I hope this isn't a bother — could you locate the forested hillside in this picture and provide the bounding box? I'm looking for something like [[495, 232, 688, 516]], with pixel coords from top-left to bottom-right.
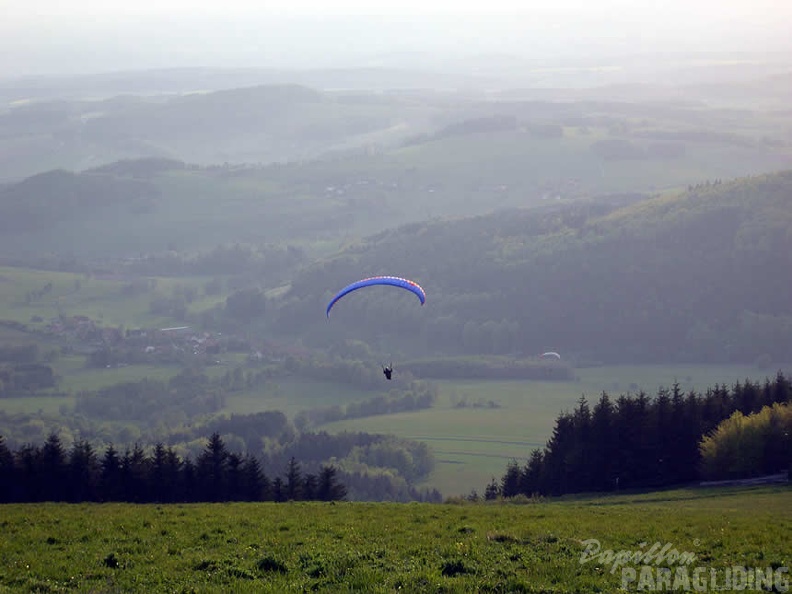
[[0, 168, 161, 233], [0, 83, 438, 180], [489, 372, 792, 498], [272, 171, 792, 364]]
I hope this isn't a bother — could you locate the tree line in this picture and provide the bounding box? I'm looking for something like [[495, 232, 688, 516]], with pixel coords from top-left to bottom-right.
[[487, 372, 791, 499], [0, 432, 346, 503], [0, 343, 58, 397], [294, 382, 437, 428], [0, 419, 439, 502]]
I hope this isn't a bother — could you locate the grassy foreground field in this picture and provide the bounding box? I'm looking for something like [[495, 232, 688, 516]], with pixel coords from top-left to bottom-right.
[[0, 486, 789, 593]]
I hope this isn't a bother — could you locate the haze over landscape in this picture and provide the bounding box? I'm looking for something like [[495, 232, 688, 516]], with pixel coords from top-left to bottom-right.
[[4, 0, 792, 76], [1, 1, 791, 590]]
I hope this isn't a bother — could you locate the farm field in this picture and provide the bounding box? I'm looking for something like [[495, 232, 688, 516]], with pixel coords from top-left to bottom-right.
[[221, 378, 375, 418], [0, 485, 789, 593], [321, 364, 790, 496], [2, 361, 786, 495], [0, 265, 226, 328], [0, 329, 787, 497]]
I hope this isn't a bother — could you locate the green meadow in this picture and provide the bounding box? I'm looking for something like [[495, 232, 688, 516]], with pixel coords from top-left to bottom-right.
[[1, 354, 784, 496], [0, 265, 224, 329], [1, 259, 789, 496], [0, 486, 789, 593], [221, 378, 374, 419], [320, 364, 788, 496]]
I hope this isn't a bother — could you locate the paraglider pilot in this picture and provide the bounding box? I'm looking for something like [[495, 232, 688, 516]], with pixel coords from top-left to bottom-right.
[[382, 363, 393, 381]]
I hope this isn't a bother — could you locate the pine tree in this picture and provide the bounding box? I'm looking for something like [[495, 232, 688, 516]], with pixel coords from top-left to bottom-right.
[[271, 476, 286, 502], [317, 465, 346, 501], [484, 477, 500, 500], [180, 458, 198, 502], [162, 447, 183, 502], [150, 443, 181, 502], [653, 387, 673, 486], [669, 385, 699, 484], [121, 444, 150, 502], [590, 392, 616, 491], [226, 452, 243, 501], [632, 390, 654, 486], [569, 396, 592, 492], [150, 443, 167, 502], [240, 454, 266, 501], [15, 444, 39, 502], [500, 460, 521, 498], [100, 444, 124, 501], [773, 371, 790, 405], [0, 435, 15, 503], [196, 432, 229, 502], [40, 433, 67, 501], [762, 378, 776, 408], [303, 473, 318, 501], [67, 440, 99, 502], [285, 457, 303, 501], [519, 449, 544, 496], [542, 413, 575, 495]]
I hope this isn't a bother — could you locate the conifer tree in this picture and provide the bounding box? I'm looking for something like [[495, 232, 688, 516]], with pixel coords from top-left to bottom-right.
[[181, 458, 198, 502], [15, 444, 39, 501], [569, 396, 592, 492], [40, 433, 67, 501], [68, 440, 99, 502], [226, 452, 243, 501], [100, 444, 124, 501], [303, 473, 318, 501], [0, 435, 15, 503], [519, 449, 544, 495], [317, 465, 347, 501], [589, 392, 616, 491], [285, 457, 303, 501], [240, 454, 267, 501], [271, 476, 286, 502], [484, 477, 500, 500], [197, 432, 229, 502], [542, 413, 574, 495], [121, 444, 149, 502], [500, 460, 521, 498]]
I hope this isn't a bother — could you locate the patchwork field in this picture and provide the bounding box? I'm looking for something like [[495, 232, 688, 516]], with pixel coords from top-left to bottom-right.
[[321, 364, 789, 496], [0, 265, 225, 328], [0, 485, 789, 592], [2, 359, 786, 496]]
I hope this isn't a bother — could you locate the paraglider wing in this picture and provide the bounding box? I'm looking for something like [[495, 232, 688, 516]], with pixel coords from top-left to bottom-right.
[[540, 351, 561, 360], [326, 276, 426, 317]]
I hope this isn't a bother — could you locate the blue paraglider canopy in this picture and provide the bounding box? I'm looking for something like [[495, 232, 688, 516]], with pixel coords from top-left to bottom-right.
[[326, 276, 426, 317]]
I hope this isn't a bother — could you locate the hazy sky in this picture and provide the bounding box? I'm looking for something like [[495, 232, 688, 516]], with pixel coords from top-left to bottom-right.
[[2, 0, 791, 77]]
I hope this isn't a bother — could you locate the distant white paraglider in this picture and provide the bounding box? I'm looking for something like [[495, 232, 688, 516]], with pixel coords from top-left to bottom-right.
[[540, 352, 561, 360]]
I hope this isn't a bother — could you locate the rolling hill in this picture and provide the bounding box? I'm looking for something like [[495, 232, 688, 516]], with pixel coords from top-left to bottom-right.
[[270, 170, 792, 365]]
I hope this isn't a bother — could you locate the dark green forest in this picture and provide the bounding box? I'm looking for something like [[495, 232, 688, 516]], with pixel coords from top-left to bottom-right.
[[0, 413, 441, 502], [488, 372, 792, 499], [0, 432, 349, 504]]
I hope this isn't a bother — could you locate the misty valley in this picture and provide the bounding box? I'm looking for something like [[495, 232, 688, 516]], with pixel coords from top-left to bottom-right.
[[1, 56, 791, 499], [0, 50, 791, 591]]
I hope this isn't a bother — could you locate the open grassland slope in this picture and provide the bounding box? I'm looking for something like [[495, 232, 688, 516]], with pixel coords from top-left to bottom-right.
[[0, 485, 789, 592]]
